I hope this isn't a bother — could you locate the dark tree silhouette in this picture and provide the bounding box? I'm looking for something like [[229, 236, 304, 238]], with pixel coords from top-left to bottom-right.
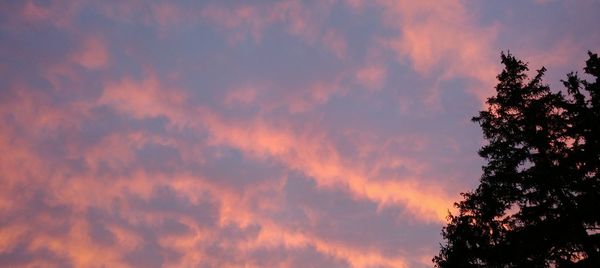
[[434, 52, 600, 267]]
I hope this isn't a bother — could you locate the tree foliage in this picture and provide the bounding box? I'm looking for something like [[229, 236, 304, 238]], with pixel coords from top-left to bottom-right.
[[434, 51, 600, 267]]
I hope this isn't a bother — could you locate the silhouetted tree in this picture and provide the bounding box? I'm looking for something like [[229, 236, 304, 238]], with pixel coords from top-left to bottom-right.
[[434, 51, 600, 267]]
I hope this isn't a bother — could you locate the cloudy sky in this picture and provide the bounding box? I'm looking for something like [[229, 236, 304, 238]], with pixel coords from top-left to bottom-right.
[[1, 0, 599, 267]]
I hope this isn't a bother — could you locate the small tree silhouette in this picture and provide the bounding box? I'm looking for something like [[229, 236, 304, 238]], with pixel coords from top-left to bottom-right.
[[434, 52, 600, 267]]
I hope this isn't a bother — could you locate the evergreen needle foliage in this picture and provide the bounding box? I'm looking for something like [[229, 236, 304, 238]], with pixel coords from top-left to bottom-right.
[[434, 52, 600, 267]]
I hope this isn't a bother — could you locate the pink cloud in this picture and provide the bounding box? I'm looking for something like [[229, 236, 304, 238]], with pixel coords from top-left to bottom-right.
[[71, 35, 109, 70], [201, 4, 271, 43], [151, 3, 185, 30], [21, 1, 51, 21], [525, 38, 585, 70], [200, 111, 455, 223], [95, 71, 455, 224], [355, 64, 387, 91], [0, 100, 413, 265], [321, 29, 348, 59], [293, 80, 345, 112], [99, 76, 188, 124], [374, 0, 500, 101], [200, 1, 343, 57], [4, 1, 599, 267], [18, 0, 82, 29], [224, 86, 259, 106]]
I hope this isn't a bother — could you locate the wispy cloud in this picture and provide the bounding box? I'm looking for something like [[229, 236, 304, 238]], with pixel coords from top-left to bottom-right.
[[1, 0, 599, 267]]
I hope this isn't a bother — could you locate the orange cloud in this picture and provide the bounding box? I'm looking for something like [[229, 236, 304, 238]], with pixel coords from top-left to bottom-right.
[[52, 70, 454, 224], [374, 0, 500, 101], [200, 111, 455, 223], [14, 0, 599, 266]]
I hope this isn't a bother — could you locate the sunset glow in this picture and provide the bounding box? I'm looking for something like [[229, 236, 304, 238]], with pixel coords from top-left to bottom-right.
[[1, 1, 599, 267]]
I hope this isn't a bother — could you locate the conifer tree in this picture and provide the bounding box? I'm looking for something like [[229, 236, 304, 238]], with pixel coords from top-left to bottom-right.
[[434, 52, 600, 267]]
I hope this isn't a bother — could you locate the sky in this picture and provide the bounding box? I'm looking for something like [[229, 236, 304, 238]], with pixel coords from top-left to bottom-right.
[[1, 0, 599, 267]]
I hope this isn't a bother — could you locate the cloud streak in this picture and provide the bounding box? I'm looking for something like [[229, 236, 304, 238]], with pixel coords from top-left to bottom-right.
[[1, 0, 599, 267]]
